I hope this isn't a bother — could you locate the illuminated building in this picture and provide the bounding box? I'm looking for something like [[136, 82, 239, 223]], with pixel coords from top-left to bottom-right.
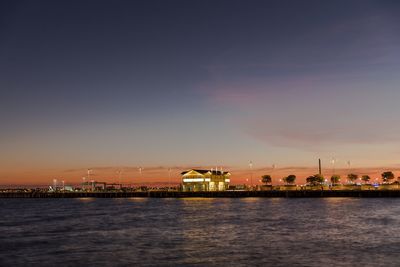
[[181, 169, 231, 191]]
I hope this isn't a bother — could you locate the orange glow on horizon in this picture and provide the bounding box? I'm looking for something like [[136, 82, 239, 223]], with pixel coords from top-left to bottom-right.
[[1, 165, 400, 187]]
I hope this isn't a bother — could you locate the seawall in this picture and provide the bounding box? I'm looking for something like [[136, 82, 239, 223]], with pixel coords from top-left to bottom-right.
[[2, 190, 400, 198]]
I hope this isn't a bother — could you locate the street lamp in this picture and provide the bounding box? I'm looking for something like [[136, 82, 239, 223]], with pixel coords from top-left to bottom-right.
[[331, 158, 336, 175], [139, 167, 143, 182], [117, 169, 123, 185], [87, 169, 92, 181], [82, 177, 86, 191]]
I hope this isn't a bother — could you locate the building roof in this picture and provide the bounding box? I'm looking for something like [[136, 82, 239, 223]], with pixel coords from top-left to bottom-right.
[[181, 169, 229, 175]]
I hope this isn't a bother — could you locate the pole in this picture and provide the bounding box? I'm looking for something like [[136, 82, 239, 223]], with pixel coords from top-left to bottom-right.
[[117, 170, 122, 186], [82, 177, 86, 191], [138, 167, 143, 189], [168, 168, 171, 190], [249, 161, 253, 189]]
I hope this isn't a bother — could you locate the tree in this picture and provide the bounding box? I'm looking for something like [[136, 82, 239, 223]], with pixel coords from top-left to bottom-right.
[[261, 175, 272, 185], [347, 173, 358, 184], [306, 175, 315, 185], [381, 171, 395, 183], [306, 174, 324, 186], [331, 175, 340, 185], [314, 174, 325, 184], [361, 175, 371, 184], [283, 174, 296, 185]]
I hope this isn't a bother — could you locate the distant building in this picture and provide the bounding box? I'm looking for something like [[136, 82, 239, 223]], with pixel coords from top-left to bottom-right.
[[181, 169, 231, 191]]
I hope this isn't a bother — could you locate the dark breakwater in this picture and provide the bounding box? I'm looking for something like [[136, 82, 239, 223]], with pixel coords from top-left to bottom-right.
[[2, 190, 400, 198]]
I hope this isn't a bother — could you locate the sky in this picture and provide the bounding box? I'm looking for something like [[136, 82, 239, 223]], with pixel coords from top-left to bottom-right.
[[1, 0, 400, 185]]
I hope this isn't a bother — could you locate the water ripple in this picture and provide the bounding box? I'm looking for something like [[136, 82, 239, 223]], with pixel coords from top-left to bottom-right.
[[1, 198, 400, 266]]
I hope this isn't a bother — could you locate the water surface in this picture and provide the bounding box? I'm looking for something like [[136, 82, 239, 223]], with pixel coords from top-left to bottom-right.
[[1, 198, 399, 266]]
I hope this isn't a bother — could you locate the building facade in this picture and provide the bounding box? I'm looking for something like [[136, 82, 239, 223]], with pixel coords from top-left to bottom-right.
[[181, 169, 231, 191]]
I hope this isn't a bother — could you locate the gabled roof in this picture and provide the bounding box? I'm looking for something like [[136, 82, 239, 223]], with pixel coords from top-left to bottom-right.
[[181, 169, 229, 175]]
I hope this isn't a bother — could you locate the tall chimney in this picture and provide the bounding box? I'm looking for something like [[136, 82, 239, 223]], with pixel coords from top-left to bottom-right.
[[318, 159, 322, 175]]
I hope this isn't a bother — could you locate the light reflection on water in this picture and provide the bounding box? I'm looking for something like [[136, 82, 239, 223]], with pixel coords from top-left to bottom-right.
[[76, 197, 95, 202], [1, 198, 400, 266], [127, 197, 148, 202]]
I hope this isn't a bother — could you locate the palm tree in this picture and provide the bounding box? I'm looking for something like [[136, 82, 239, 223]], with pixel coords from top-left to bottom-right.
[[381, 171, 395, 184], [347, 173, 358, 184], [261, 175, 272, 185], [330, 175, 340, 185], [361, 175, 371, 184]]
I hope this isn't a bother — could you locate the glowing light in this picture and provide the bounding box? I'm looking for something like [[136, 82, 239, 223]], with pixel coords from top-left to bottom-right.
[[183, 178, 204, 182]]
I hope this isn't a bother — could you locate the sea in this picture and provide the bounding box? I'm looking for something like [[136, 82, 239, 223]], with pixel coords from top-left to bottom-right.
[[1, 197, 400, 266]]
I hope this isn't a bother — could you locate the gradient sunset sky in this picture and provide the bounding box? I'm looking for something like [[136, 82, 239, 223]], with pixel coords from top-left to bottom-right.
[[1, 0, 400, 185]]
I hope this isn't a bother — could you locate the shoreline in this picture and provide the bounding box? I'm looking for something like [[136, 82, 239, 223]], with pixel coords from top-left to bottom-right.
[[2, 190, 400, 198]]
